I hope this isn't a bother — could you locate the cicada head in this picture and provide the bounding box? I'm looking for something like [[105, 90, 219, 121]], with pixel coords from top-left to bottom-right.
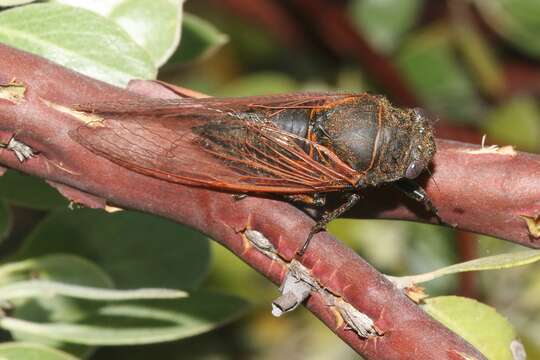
[[402, 107, 437, 180], [370, 104, 437, 185]]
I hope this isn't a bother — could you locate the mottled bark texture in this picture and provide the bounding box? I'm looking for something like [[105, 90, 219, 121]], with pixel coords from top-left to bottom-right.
[[2, 44, 538, 359]]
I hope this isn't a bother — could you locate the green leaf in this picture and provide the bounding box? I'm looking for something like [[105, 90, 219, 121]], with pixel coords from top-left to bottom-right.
[[0, 3, 156, 86], [0, 342, 79, 360], [15, 209, 210, 290], [391, 250, 540, 288], [1, 292, 247, 345], [0, 0, 36, 7], [451, 17, 505, 99], [215, 72, 299, 97], [2, 254, 113, 356], [483, 96, 540, 152], [0, 254, 113, 288], [2, 254, 114, 328], [474, 0, 540, 59], [50, 0, 124, 15], [0, 199, 13, 243], [424, 296, 518, 360], [0, 171, 68, 210], [520, 338, 540, 360], [109, 0, 183, 66], [336, 68, 367, 92], [397, 26, 483, 122], [0, 280, 187, 301], [170, 13, 228, 64], [349, 0, 423, 54], [55, 0, 184, 67]]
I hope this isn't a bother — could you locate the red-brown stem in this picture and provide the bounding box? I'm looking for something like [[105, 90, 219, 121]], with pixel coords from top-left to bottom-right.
[[456, 232, 478, 298], [4, 44, 538, 359], [503, 62, 540, 98]]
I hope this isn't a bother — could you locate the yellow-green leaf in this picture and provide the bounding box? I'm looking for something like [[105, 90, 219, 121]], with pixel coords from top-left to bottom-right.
[[391, 250, 540, 287], [424, 296, 518, 360]]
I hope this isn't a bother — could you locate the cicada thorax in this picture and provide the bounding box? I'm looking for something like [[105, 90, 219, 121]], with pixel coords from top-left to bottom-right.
[[310, 96, 381, 175]]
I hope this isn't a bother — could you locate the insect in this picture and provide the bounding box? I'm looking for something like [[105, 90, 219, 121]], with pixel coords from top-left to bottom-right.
[[70, 93, 438, 255]]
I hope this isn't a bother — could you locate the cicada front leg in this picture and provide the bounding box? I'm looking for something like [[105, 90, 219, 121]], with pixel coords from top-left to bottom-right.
[[393, 178, 444, 224], [298, 192, 361, 257]]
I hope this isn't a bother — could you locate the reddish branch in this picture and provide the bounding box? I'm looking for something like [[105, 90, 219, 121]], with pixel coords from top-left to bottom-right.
[[504, 62, 540, 97], [3, 44, 539, 359]]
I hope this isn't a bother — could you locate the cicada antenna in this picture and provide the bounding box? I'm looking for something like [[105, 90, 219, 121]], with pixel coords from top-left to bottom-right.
[[426, 166, 441, 196]]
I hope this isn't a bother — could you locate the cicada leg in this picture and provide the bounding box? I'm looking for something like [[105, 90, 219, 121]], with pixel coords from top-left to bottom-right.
[[393, 178, 444, 224], [286, 193, 326, 207], [297, 192, 361, 256]]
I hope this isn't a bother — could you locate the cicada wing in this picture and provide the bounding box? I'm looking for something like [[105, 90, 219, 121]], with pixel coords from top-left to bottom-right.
[[70, 96, 362, 194], [74, 92, 359, 116]]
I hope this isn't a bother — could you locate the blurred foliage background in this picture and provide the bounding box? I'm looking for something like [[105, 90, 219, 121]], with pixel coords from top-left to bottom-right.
[[0, 0, 539, 359]]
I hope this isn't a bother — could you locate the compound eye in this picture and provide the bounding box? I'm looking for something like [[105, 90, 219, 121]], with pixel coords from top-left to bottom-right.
[[405, 160, 424, 179]]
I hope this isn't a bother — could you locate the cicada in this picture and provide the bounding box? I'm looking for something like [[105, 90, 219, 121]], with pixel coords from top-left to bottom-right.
[[70, 93, 438, 254]]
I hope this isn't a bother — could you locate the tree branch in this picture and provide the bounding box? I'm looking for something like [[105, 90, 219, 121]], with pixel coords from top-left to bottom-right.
[[350, 140, 540, 248], [4, 43, 537, 359]]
